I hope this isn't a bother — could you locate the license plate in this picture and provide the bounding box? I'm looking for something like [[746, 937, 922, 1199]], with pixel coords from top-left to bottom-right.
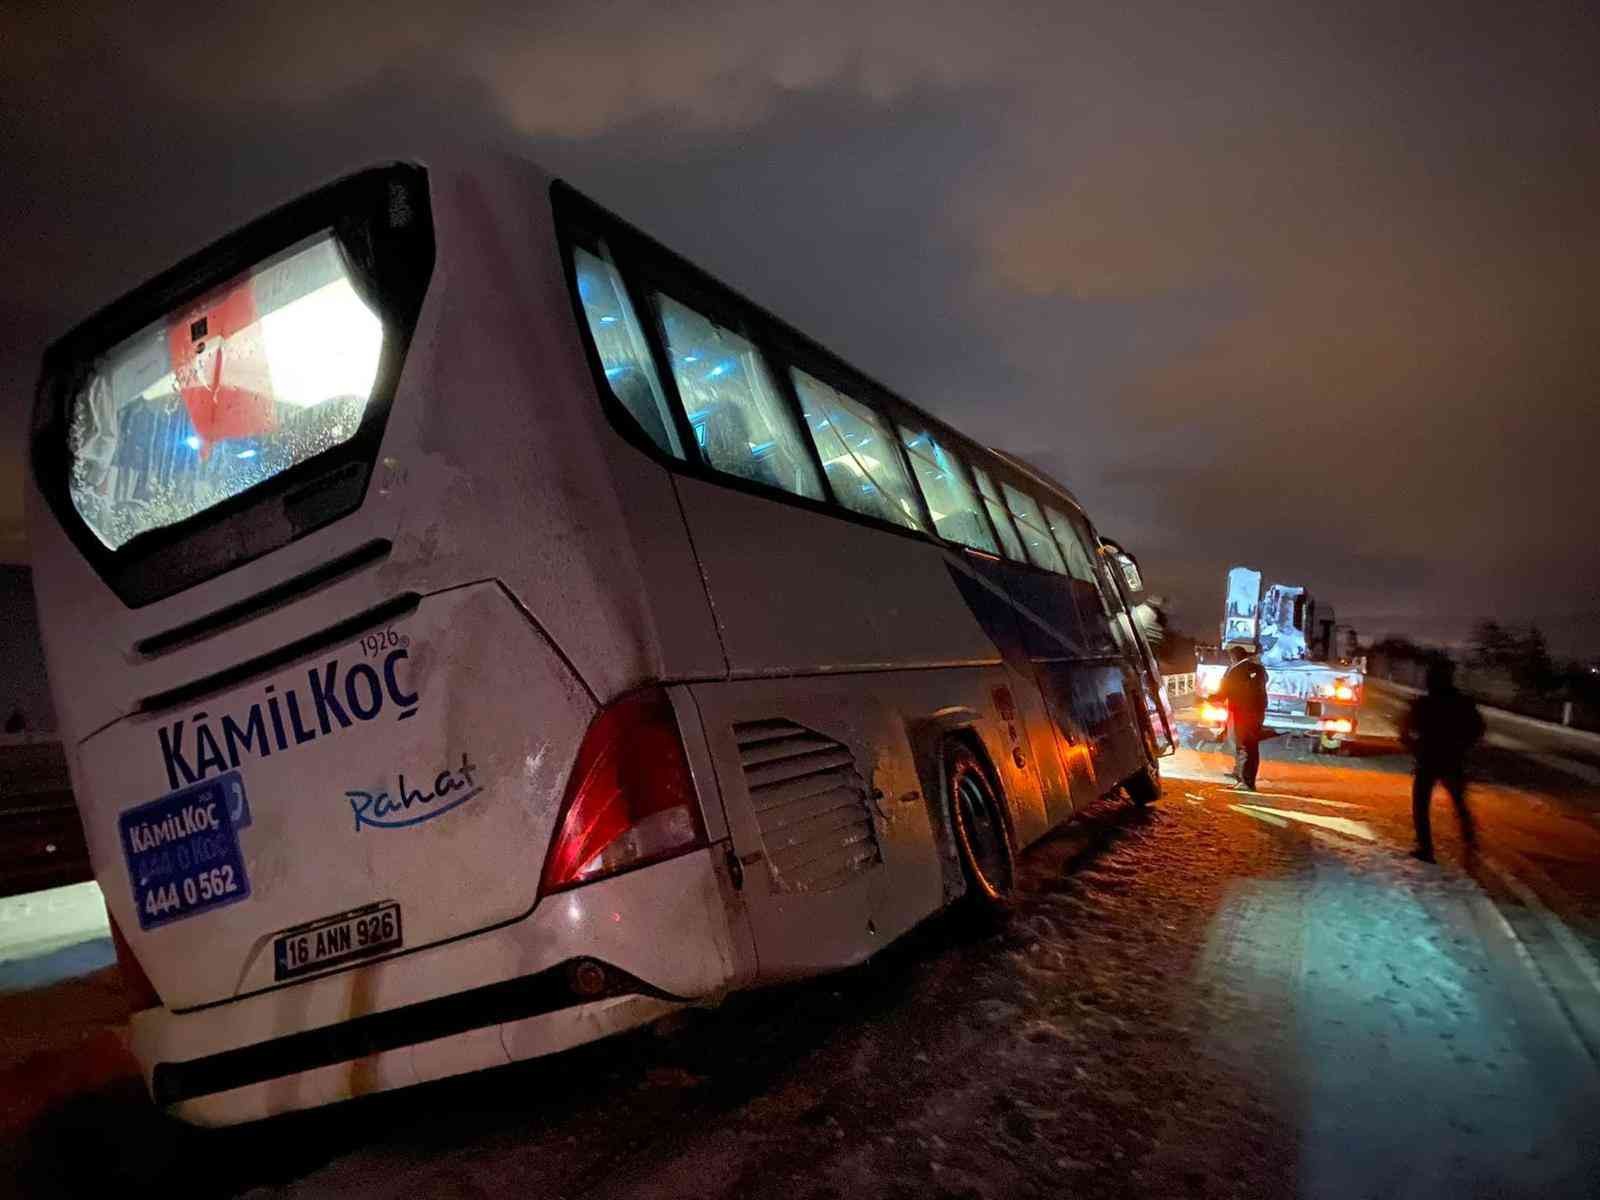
[[273, 901, 402, 981]]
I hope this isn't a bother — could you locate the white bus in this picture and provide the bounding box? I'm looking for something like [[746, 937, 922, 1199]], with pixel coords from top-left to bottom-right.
[[27, 151, 1173, 1125]]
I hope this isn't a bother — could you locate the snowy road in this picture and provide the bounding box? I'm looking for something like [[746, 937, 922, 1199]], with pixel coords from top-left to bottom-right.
[[8, 696, 1600, 1199]]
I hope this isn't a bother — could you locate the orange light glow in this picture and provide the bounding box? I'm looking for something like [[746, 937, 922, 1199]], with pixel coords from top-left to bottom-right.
[[1334, 685, 1357, 701], [1320, 718, 1353, 734], [1201, 703, 1230, 723]]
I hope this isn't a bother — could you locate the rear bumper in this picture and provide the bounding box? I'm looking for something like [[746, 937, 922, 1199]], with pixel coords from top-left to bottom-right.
[[149, 959, 674, 1112], [130, 847, 749, 1125], [1191, 710, 1360, 738], [1266, 701, 1360, 736]]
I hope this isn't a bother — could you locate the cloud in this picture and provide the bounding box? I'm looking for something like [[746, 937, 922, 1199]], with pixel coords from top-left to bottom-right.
[[0, 0, 1595, 652]]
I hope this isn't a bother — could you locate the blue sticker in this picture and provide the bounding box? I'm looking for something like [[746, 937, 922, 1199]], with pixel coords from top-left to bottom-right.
[[120, 771, 252, 931]]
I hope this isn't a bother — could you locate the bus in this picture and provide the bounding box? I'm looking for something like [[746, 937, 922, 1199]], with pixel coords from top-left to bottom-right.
[[26, 151, 1174, 1125]]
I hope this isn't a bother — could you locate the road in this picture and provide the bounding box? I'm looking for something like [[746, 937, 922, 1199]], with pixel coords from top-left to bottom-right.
[[5, 688, 1600, 1199]]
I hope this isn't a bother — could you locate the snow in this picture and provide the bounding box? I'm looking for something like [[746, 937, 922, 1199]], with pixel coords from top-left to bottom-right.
[[6, 724, 1599, 1198]]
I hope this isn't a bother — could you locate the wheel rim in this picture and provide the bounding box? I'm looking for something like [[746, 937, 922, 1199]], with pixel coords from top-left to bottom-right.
[[957, 771, 1010, 890]]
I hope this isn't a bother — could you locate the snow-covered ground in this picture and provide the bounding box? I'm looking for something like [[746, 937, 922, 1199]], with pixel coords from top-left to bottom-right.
[[7, 720, 1599, 1198], [0, 881, 112, 994]]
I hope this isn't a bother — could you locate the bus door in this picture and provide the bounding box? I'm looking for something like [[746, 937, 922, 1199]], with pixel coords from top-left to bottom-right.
[[971, 566, 1087, 823], [1094, 548, 1176, 756]]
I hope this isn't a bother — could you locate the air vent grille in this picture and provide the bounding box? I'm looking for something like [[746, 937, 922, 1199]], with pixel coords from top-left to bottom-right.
[[732, 719, 882, 893]]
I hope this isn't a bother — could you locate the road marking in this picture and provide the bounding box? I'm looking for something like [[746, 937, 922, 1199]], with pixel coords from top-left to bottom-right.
[[1479, 855, 1600, 1001], [1244, 790, 1363, 810], [1233, 804, 1378, 842], [1467, 885, 1575, 1022], [1230, 804, 1288, 827], [1184, 792, 1207, 805]]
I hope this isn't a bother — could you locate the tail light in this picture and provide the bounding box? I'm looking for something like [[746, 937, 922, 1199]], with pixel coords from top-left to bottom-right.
[[1334, 684, 1358, 702], [1320, 718, 1354, 734], [107, 906, 162, 1012], [1201, 703, 1230, 723], [539, 688, 707, 896]]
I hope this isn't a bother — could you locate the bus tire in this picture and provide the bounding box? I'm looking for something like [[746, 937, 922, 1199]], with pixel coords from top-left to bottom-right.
[[946, 744, 1015, 907], [1124, 758, 1162, 807]]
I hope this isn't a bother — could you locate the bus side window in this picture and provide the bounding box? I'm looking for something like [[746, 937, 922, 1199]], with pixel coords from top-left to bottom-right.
[[1047, 504, 1121, 652], [1099, 564, 1136, 646], [1001, 482, 1068, 573], [968, 464, 1026, 562], [572, 246, 684, 459], [897, 425, 999, 554], [793, 369, 927, 532], [653, 294, 824, 501], [1045, 505, 1099, 586]]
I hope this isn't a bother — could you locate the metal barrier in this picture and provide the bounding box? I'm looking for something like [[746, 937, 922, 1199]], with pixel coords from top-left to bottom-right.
[[1163, 672, 1197, 698]]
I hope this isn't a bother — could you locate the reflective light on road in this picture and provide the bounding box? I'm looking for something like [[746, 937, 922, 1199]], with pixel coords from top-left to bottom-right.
[[1233, 804, 1377, 841], [1244, 790, 1364, 810]]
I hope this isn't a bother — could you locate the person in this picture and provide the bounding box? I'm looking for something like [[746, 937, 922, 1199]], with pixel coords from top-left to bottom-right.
[[1217, 645, 1269, 791], [1399, 659, 1485, 862]]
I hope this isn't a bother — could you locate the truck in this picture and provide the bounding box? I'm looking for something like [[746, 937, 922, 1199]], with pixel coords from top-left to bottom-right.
[[1193, 567, 1366, 753]]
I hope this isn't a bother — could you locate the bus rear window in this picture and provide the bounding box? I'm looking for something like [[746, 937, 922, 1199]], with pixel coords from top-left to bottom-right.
[[66, 232, 385, 551]]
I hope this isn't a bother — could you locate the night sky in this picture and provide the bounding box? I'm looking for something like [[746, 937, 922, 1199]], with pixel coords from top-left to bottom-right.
[[3, 2, 1596, 653]]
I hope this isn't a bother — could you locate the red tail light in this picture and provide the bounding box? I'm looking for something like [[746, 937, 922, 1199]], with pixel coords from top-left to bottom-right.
[[539, 688, 706, 896], [107, 906, 162, 1012]]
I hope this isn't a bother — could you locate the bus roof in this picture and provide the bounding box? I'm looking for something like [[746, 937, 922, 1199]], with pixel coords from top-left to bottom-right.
[[41, 145, 1095, 531]]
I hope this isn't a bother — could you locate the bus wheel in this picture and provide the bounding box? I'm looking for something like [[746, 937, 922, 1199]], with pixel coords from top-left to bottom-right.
[[1319, 735, 1343, 755], [947, 745, 1015, 906], [1124, 758, 1162, 807]]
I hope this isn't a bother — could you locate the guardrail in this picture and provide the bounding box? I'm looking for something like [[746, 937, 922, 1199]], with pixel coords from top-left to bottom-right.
[[1367, 678, 1600, 747], [1163, 672, 1197, 698]]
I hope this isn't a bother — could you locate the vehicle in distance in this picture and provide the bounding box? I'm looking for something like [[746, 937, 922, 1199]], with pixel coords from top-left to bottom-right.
[[1195, 566, 1364, 751], [27, 150, 1172, 1124]]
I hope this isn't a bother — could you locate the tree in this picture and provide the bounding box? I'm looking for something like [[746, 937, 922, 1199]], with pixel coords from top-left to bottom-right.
[[1469, 618, 1558, 698], [1513, 626, 1555, 694], [1369, 635, 1430, 662], [1470, 620, 1515, 672]]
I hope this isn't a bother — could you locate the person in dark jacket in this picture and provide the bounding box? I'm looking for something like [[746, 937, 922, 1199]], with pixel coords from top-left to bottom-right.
[[1400, 659, 1486, 862], [1218, 645, 1269, 791]]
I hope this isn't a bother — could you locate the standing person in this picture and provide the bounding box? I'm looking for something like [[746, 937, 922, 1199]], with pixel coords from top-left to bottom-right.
[[1218, 645, 1269, 791], [1400, 659, 1486, 862]]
